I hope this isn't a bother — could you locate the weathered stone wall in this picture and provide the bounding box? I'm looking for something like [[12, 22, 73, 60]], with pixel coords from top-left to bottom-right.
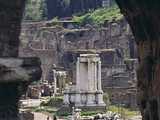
[[20, 19, 136, 80], [19, 19, 137, 106], [0, 1, 42, 120]]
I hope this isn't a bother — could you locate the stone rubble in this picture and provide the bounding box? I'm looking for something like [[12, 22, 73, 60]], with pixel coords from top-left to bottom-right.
[[70, 111, 123, 120], [92, 112, 122, 120]]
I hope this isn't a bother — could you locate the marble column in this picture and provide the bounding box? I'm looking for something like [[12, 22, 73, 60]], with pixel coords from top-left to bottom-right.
[[98, 61, 102, 91], [64, 54, 106, 108], [96, 61, 105, 105], [76, 58, 80, 90], [88, 59, 92, 91], [91, 62, 95, 90], [53, 70, 57, 95], [94, 62, 98, 91], [75, 58, 81, 105]]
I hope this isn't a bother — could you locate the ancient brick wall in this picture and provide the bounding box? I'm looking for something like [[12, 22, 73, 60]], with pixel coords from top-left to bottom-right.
[[19, 19, 137, 107], [19, 19, 136, 80]]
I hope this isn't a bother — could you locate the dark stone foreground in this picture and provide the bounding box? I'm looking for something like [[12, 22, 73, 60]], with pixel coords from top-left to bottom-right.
[[116, 0, 160, 120], [0, 1, 42, 119]]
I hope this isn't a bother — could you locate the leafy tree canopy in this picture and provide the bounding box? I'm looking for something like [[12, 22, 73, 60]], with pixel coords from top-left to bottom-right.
[[73, 5, 123, 25]]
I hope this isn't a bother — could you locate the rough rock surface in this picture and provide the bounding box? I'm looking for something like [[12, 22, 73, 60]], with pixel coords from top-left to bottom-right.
[[19, 19, 136, 82], [19, 20, 138, 107], [0, 0, 25, 57], [0, 58, 41, 83], [115, 0, 160, 120], [0, 0, 42, 119]]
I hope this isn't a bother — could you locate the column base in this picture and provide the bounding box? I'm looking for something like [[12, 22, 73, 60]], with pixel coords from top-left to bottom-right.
[[63, 91, 106, 111], [60, 104, 106, 113]]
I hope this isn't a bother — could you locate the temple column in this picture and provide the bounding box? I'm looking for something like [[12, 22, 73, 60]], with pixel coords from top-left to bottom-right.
[[88, 59, 92, 91], [75, 58, 81, 105], [96, 61, 105, 105], [98, 61, 102, 91], [64, 54, 106, 108], [94, 61, 98, 91], [87, 58, 95, 105], [53, 70, 57, 96], [76, 58, 80, 90], [91, 62, 95, 91]]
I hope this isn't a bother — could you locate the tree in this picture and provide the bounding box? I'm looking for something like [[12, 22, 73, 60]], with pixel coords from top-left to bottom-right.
[[23, 0, 47, 21]]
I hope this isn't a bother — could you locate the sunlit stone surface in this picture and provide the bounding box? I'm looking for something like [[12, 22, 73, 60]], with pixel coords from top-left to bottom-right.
[[64, 54, 106, 108]]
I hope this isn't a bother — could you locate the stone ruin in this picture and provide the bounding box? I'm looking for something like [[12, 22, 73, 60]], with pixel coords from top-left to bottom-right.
[[64, 53, 106, 109], [63, 49, 138, 108], [26, 67, 67, 99], [52, 66, 68, 95], [19, 18, 138, 108]]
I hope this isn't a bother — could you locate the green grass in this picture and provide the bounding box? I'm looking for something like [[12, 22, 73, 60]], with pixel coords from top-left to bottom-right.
[[40, 96, 63, 108], [32, 106, 57, 113], [27, 96, 63, 115], [26, 105, 140, 118], [73, 5, 123, 25], [81, 111, 104, 116], [27, 96, 140, 118], [108, 105, 140, 118], [55, 111, 71, 117]]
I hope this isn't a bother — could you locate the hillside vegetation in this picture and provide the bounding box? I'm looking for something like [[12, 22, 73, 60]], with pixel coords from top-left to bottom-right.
[[23, 0, 47, 21], [73, 5, 123, 25]]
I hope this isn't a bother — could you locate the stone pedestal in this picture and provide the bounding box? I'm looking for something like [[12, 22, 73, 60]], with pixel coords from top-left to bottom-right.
[[64, 54, 106, 109]]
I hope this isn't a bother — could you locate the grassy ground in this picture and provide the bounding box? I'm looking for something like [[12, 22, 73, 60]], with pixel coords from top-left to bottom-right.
[[27, 96, 140, 119], [108, 105, 140, 118]]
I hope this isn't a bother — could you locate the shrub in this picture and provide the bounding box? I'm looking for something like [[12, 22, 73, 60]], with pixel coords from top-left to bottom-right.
[[103, 92, 110, 106], [108, 105, 140, 118], [41, 97, 63, 108], [23, 0, 47, 21], [73, 5, 123, 25]]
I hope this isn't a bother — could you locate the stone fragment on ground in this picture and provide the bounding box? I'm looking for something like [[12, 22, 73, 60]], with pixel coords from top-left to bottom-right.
[[79, 111, 123, 120]]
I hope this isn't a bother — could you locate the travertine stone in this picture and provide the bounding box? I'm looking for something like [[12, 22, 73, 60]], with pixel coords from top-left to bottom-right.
[[53, 69, 57, 95], [64, 54, 106, 108]]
